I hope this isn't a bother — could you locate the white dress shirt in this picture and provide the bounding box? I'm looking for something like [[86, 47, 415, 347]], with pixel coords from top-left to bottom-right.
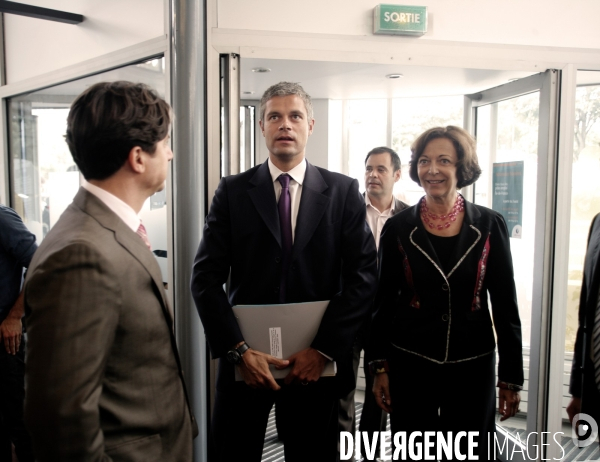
[[268, 158, 331, 360], [365, 194, 396, 249], [268, 158, 306, 243], [83, 182, 141, 233]]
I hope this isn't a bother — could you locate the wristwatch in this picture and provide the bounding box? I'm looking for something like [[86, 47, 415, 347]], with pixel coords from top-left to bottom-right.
[[226, 342, 250, 365]]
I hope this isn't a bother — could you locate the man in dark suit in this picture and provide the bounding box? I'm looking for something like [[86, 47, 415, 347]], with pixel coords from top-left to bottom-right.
[[338, 147, 409, 458], [191, 81, 377, 462], [24, 81, 197, 461], [0, 205, 37, 462], [568, 213, 600, 435]]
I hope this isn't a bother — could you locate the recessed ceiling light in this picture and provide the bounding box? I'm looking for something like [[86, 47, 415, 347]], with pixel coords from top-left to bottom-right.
[[386, 73, 404, 79], [243, 91, 255, 95], [252, 67, 271, 73], [508, 78, 519, 82]]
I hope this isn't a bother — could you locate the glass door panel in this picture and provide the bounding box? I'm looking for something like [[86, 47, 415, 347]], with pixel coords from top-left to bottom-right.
[[465, 70, 560, 458], [475, 91, 539, 347], [474, 91, 539, 434], [562, 71, 600, 450], [7, 57, 169, 284]]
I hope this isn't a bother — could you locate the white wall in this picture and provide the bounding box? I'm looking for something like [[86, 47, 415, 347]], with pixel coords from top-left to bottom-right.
[[4, 0, 164, 83], [306, 99, 329, 169], [217, 0, 600, 50]]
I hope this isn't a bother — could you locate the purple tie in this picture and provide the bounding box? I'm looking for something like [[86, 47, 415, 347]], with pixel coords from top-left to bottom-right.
[[278, 174, 293, 303]]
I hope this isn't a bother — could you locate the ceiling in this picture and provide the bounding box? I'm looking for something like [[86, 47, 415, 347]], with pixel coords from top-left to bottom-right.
[[240, 58, 540, 101], [18, 57, 600, 106]]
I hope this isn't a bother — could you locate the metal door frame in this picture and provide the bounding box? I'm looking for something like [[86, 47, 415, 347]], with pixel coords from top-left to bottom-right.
[[464, 70, 561, 461]]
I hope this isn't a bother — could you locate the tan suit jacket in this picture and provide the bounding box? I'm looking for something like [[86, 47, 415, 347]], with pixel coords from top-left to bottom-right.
[[24, 188, 197, 462]]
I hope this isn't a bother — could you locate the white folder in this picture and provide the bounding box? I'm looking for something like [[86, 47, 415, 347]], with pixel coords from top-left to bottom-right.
[[232, 300, 337, 381]]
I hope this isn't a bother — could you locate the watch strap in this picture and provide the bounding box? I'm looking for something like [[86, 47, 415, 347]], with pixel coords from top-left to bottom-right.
[[237, 342, 250, 356]]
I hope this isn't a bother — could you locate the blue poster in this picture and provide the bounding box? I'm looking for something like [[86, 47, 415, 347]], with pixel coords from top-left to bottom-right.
[[492, 161, 524, 239]]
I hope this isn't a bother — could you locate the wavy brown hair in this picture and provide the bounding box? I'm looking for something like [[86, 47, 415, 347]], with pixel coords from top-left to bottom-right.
[[66, 81, 170, 180], [409, 126, 481, 189]]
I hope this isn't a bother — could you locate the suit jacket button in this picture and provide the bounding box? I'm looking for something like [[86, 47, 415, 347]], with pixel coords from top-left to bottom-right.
[[442, 283, 449, 291], [442, 314, 449, 321], [275, 286, 280, 293], [275, 257, 281, 263]]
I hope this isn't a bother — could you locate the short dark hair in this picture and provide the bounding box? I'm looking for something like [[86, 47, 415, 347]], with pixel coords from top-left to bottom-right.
[[409, 126, 481, 189], [66, 81, 171, 181], [259, 81, 313, 122], [365, 147, 401, 172]]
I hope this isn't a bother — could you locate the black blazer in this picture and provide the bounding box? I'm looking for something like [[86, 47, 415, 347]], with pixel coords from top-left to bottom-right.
[[369, 199, 524, 386], [570, 214, 600, 398], [191, 160, 378, 392]]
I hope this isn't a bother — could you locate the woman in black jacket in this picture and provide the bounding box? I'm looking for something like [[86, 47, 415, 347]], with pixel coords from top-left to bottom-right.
[[368, 126, 523, 460]]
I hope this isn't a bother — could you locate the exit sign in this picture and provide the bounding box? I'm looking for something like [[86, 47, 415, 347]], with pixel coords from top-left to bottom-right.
[[374, 4, 428, 36]]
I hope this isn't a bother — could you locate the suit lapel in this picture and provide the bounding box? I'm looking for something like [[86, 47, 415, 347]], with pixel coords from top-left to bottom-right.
[[405, 206, 446, 280], [246, 160, 329, 257], [293, 162, 329, 260], [113, 229, 171, 318], [248, 162, 281, 248], [406, 198, 482, 280], [446, 201, 482, 278], [73, 188, 172, 323]]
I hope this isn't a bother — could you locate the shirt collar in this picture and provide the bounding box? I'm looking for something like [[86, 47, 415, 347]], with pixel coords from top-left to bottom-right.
[[268, 158, 307, 185], [365, 194, 395, 213], [82, 182, 140, 233]]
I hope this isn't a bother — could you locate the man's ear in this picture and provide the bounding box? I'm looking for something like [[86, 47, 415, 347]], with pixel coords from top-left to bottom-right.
[[394, 169, 401, 183], [126, 146, 145, 173], [308, 118, 315, 135], [259, 119, 265, 136]]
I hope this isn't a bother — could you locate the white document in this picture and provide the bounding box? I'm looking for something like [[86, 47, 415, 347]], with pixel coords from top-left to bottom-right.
[[232, 300, 337, 380]]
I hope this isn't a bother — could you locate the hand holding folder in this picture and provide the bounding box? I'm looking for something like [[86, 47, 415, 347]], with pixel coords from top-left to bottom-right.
[[232, 300, 337, 381]]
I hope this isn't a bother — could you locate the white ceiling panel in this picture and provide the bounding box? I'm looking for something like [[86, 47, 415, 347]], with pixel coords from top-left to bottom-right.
[[241, 58, 537, 100]]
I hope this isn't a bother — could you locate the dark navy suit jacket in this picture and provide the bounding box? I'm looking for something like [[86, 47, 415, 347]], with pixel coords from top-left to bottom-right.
[[191, 160, 378, 394]]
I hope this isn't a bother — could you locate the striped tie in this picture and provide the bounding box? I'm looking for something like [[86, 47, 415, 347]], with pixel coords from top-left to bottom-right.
[[136, 223, 152, 251], [593, 290, 600, 391]]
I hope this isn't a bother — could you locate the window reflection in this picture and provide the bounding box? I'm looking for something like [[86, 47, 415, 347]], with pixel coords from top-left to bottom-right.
[[567, 82, 600, 353], [473, 91, 540, 436], [8, 57, 169, 283], [564, 74, 600, 430]]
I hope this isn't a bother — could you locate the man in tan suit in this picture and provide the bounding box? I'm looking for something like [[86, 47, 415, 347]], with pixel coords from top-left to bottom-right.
[[23, 81, 197, 461]]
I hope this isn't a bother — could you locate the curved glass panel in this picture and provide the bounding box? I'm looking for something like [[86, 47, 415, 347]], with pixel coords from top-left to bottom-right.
[[8, 57, 168, 283]]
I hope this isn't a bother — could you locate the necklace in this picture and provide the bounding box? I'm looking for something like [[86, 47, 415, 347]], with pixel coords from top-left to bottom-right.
[[420, 194, 465, 230]]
